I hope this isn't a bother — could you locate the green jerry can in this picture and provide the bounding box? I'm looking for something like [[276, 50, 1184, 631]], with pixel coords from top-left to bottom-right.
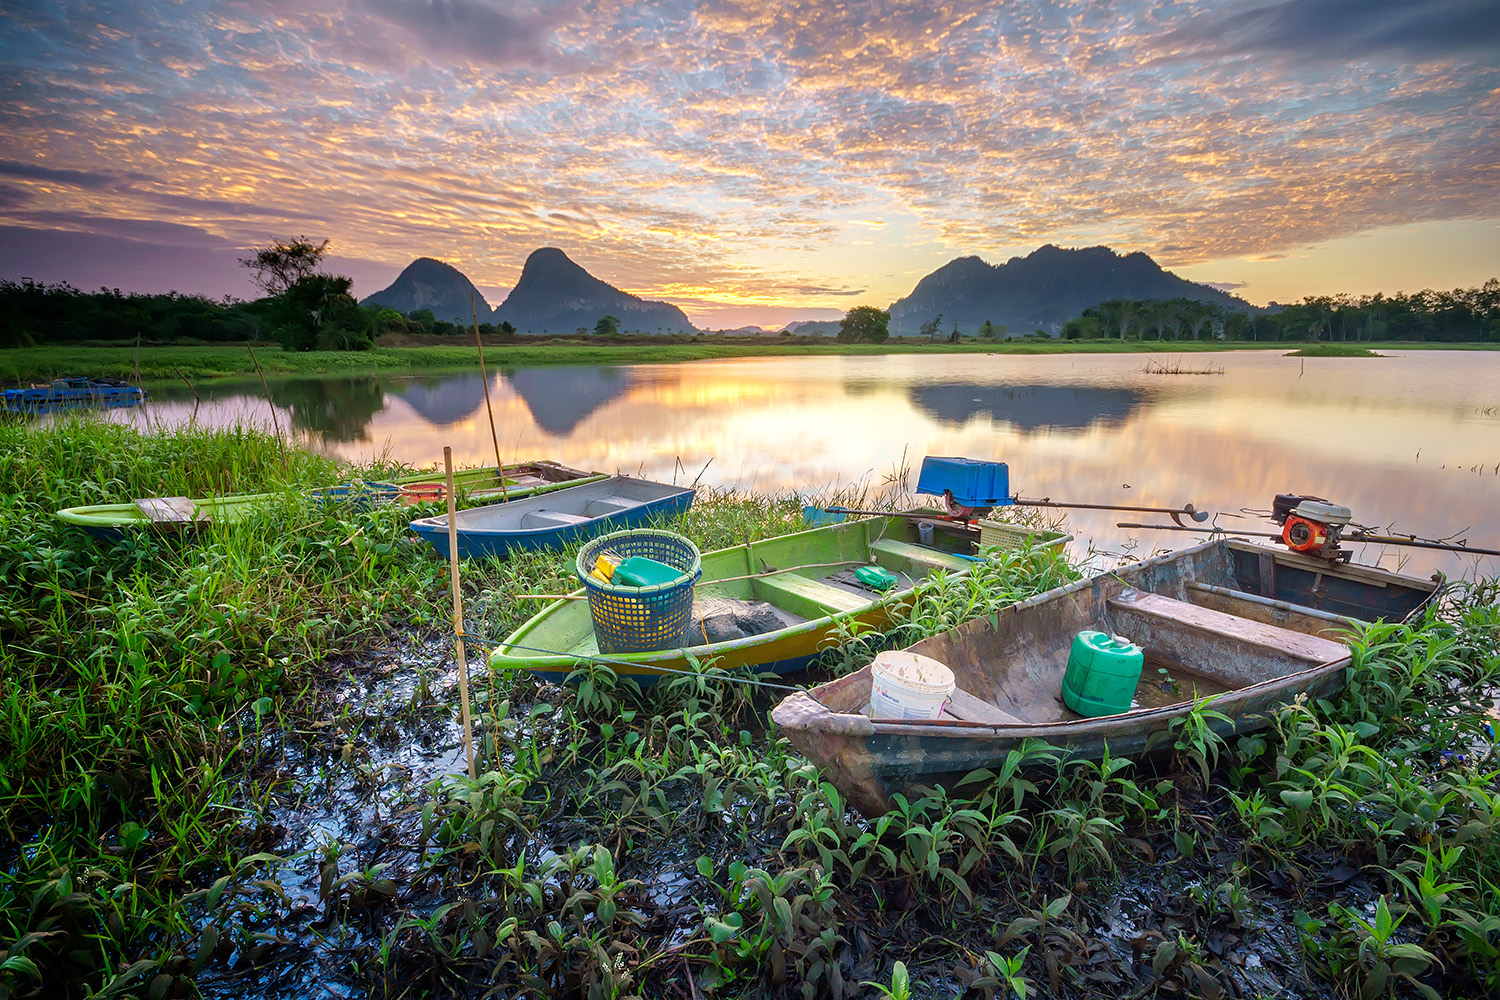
[[1061, 631, 1144, 717]]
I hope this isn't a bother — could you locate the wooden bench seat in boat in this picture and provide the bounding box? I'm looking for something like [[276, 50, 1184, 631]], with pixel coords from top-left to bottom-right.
[[868, 538, 975, 576], [753, 573, 872, 616], [520, 510, 591, 529], [1110, 590, 1344, 668], [942, 687, 1025, 725]]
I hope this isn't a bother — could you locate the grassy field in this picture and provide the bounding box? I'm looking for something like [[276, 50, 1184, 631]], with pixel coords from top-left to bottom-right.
[[1, 418, 1498, 999], [4, 338, 1495, 384]]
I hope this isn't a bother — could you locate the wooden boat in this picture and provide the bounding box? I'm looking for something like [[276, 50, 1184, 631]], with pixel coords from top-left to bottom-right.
[[772, 538, 1443, 817], [410, 475, 696, 561], [57, 461, 598, 540], [489, 515, 984, 684]]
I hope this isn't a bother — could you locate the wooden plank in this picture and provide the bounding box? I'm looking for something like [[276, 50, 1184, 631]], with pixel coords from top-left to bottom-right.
[[944, 687, 1026, 725], [758, 573, 871, 613], [869, 537, 974, 574], [1109, 589, 1348, 662], [134, 496, 207, 529]]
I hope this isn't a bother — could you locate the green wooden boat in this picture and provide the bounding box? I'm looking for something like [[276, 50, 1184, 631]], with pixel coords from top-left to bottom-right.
[[58, 461, 599, 540], [488, 515, 983, 685]]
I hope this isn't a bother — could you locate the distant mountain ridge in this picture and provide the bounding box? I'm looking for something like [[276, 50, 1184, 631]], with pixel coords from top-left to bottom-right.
[[887, 245, 1250, 336], [360, 258, 493, 324], [494, 247, 695, 334]]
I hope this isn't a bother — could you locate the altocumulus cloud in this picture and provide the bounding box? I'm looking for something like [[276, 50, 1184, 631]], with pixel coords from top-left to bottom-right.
[[1156, 0, 1500, 61], [358, 0, 573, 68]]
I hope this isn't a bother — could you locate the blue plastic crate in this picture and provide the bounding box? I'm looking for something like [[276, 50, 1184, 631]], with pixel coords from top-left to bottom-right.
[[915, 457, 1012, 508]]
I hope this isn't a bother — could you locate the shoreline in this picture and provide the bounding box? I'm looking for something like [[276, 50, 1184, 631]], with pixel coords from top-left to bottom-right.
[[2, 338, 1496, 383]]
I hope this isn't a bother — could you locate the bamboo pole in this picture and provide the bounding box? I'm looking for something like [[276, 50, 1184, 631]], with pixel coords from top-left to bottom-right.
[[473, 296, 509, 502], [445, 447, 477, 779]]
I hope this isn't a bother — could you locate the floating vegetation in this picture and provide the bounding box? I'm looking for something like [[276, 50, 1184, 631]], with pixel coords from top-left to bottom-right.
[[1140, 357, 1226, 375], [2, 418, 1499, 999]]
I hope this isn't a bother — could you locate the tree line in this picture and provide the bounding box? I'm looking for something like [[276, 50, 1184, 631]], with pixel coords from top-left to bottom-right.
[[1061, 283, 1500, 342], [0, 238, 526, 351]]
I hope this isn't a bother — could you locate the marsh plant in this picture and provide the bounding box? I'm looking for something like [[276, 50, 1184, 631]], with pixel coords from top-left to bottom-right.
[[2, 418, 1499, 999]]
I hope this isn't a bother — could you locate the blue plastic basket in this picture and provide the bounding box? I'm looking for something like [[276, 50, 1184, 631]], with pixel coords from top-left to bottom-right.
[[576, 529, 702, 654]]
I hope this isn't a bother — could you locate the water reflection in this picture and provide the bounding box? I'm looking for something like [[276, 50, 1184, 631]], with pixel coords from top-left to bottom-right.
[[505, 366, 633, 435], [111, 352, 1500, 579], [391, 374, 488, 426], [907, 383, 1145, 430], [267, 378, 386, 443]]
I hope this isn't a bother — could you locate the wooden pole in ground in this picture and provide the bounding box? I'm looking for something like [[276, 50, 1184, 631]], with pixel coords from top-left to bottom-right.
[[473, 296, 509, 502], [445, 447, 477, 779]]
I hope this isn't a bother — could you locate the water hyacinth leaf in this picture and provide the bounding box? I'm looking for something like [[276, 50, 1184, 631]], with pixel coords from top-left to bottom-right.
[[1281, 788, 1315, 812]]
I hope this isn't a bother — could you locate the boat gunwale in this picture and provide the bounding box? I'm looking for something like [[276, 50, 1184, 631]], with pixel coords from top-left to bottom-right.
[[408, 476, 697, 540], [490, 515, 974, 671], [56, 461, 599, 530], [779, 652, 1351, 742]]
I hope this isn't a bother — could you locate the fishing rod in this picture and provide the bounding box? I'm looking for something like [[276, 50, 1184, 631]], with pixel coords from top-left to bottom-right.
[[1117, 521, 1500, 558], [823, 498, 1210, 527], [1014, 497, 1210, 526]]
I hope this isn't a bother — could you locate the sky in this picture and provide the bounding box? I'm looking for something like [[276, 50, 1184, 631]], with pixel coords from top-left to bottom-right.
[[1, 0, 1497, 329]]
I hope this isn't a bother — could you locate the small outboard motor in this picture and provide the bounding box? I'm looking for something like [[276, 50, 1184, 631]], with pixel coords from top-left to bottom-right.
[[1271, 494, 1353, 561]]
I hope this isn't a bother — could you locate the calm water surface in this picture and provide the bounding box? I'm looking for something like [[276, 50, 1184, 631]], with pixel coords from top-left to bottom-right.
[[124, 351, 1500, 578]]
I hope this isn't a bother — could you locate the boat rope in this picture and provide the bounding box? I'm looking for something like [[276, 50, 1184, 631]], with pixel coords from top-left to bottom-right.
[[453, 623, 810, 693]]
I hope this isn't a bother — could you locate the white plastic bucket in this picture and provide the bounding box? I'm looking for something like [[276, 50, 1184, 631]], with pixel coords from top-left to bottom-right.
[[869, 650, 955, 720]]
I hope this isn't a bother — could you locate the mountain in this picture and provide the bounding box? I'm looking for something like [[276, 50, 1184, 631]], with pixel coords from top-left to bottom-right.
[[493, 247, 696, 334], [887, 245, 1251, 336], [360, 258, 493, 324]]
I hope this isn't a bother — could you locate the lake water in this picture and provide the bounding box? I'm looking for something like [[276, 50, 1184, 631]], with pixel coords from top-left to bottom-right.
[[122, 350, 1500, 579]]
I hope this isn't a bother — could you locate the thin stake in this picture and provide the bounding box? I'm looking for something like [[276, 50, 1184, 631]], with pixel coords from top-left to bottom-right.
[[173, 366, 201, 403], [445, 447, 477, 779], [246, 343, 287, 469], [473, 296, 509, 502]]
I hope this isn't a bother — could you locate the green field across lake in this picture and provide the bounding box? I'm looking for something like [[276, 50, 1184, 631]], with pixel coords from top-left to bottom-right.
[[4, 338, 1496, 383]]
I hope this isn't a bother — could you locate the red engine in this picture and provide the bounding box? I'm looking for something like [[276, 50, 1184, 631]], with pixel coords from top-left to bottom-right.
[[1271, 494, 1353, 561]]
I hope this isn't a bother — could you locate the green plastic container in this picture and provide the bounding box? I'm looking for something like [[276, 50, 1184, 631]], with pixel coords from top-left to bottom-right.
[[855, 565, 899, 592], [614, 556, 685, 588], [1061, 631, 1144, 717]]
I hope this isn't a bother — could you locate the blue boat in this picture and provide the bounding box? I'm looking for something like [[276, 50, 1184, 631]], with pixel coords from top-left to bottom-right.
[[409, 476, 695, 560], [2, 377, 149, 414]]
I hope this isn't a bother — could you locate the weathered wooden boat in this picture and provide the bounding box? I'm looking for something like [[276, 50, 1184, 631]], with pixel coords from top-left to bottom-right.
[[57, 461, 597, 540], [489, 515, 984, 684], [411, 475, 696, 561], [772, 538, 1442, 816]]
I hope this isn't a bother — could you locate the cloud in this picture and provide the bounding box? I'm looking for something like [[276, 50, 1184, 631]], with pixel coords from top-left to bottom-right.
[[1154, 0, 1500, 61], [357, 0, 572, 69], [0, 0, 1495, 321], [0, 160, 133, 189], [791, 284, 866, 297], [1202, 280, 1250, 292]]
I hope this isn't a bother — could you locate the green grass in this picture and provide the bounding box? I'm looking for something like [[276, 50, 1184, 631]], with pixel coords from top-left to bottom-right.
[[6, 337, 1493, 384], [2, 418, 1498, 999]]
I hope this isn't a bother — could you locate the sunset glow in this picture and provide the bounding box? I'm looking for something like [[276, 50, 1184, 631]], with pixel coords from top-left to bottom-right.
[[2, 0, 1497, 327]]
